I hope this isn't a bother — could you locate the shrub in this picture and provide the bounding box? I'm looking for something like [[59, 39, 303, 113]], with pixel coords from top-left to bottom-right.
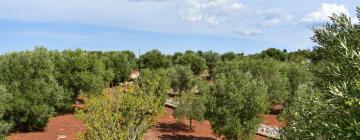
[[76, 85, 164, 140]]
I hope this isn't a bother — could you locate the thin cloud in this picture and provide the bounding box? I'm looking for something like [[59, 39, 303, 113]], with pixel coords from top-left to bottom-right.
[[261, 9, 293, 27], [235, 28, 263, 36], [301, 3, 349, 23], [179, 0, 247, 26], [179, 0, 294, 36]]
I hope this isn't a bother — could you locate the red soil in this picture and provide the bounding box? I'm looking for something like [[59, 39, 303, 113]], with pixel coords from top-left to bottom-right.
[[144, 107, 220, 140], [255, 114, 283, 140], [7, 108, 282, 140], [8, 114, 86, 140], [145, 107, 283, 140], [261, 115, 283, 128]]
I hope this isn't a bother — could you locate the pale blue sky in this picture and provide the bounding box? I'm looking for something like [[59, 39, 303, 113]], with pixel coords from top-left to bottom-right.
[[0, 0, 358, 54]]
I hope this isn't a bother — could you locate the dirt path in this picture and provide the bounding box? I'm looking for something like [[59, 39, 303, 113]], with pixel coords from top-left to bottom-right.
[[8, 114, 86, 140]]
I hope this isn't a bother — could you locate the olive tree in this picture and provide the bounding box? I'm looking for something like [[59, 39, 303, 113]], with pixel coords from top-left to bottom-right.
[[260, 48, 288, 61], [139, 50, 171, 69], [77, 69, 167, 140], [175, 51, 207, 75], [76, 85, 164, 140], [237, 58, 290, 104], [207, 61, 268, 139], [283, 7, 360, 139], [0, 48, 71, 131], [0, 85, 12, 140], [203, 51, 221, 77], [52, 49, 113, 97], [221, 52, 238, 61], [167, 65, 196, 93], [173, 92, 206, 130], [102, 51, 135, 83]]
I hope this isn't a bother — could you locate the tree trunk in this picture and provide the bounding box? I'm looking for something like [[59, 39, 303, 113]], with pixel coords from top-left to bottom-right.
[[189, 118, 192, 130]]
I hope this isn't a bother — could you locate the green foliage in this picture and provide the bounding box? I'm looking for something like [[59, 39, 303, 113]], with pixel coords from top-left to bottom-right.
[[139, 49, 171, 69], [77, 68, 167, 140], [167, 65, 196, 93], [312, 10, 360, 138], [136, 69, 170, 98], [194, 76, 211, 96], [175, 51, 207, 75], [286, 64, 312, 105], [283, 7, 360, 139], [202, 51, 221, 76], [287, 49, 311, 63], [221, 52, 238, 61], [173, 92, 206, 129], [260, 48, 288, 61], [51, 49, 113, 96], [207, 62, 268, 140], [0, 85, 12, 140], [281, 83, 326, 139], [0, 48, 71, 131], [223, 58, 290, 104], [172, 52, 183, 62], [102, 51, 135, 83], [76, 85, 163, 140], [0, 48, 134, 134]]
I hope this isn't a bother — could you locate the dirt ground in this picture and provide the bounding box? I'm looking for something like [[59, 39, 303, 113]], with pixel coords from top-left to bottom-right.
[[8, 114, 86, 140], [255, 114, 282, 140], [144, 107, 220, 140], [7, 108, 281, 140], [145, 107, 282, 140]]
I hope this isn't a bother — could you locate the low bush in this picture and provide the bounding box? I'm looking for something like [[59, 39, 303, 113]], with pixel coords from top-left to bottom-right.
[[76, 85, 164, 140]]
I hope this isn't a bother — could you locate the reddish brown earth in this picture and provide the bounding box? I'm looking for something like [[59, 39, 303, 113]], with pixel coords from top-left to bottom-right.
[[255, 114, 283, 140], [261, 115, 283, 128], [144, 107, 220, 140], [8, 114, 86, 140], [7, 108, 281, 140], [145, 107, 282, 140]]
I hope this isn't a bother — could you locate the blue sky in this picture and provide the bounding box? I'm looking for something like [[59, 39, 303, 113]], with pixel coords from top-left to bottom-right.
[[0, 0, 358, 54]]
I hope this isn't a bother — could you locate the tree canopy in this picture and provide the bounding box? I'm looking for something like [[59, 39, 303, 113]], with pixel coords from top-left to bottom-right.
[[282, 7, 360, 139], [207, 61, 268, 139], [139, 49, 171, 69], [175, 51, 207, 75]]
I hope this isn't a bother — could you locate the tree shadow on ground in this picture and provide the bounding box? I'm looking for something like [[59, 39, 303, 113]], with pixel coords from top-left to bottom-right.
[[157, 122, 194, 133], [159, 134, 216, 140]]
